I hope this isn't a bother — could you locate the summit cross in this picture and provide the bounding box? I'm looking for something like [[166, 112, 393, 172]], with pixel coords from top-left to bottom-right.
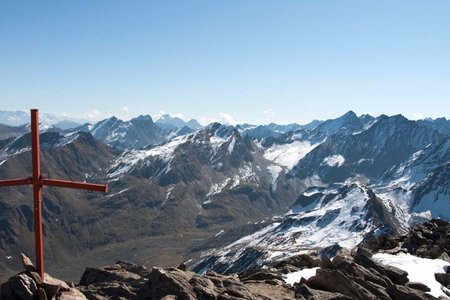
[[0, 109, 108, 279]]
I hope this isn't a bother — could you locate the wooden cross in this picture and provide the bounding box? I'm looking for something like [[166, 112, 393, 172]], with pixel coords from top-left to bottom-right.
[[0, 109, 108, 279]]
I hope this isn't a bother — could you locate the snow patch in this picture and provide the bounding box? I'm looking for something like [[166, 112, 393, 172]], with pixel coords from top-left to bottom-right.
[[56, 132, 80, 147], [160, 186, 174, 208], [210, 136, 227, 152], [373, 253, 450, 298], [228, 137, 236, 154], [206, 178, 232, 198], [105, 187, 132, 198], [264, 141, 320, 169], [284, 267, 319, 285], [357, 158, 373, 164], [205, 165, 258, 202], [267, 165, 283, 190], [214, 230, 225, 238], [322, 154, 345, 167], [107, 135, 188, 178]]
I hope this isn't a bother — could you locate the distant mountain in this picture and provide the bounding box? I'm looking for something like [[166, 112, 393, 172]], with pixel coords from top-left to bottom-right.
[[417, 117, 450, 136], [156, 114, 203, 131], [376, 137, 450, 220], [290, 114, 445, 183], [0, 124, 28, 140], [186, 119, 203, 130], [237, 124, 285, 139], [53, 119, 82, 130], [237, 120, 322, 140], [313, 110, 363, 136], [107, 122, 299, 224], [190, 111, 450, 275], [0, 110, 86, 128], [175, 125, 195, 136], [88, 115, 168, 150], [0, 111, 29, 126]]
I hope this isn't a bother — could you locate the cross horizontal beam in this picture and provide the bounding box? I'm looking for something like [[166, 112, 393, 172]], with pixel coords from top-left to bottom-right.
[[0, 178, 32, 187], [0, 177, 107, 192], [42, 178, 108, 193]]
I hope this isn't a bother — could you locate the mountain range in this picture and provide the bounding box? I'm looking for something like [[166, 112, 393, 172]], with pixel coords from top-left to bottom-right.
[[0, 110, 448, 284], [0, 110, 204, 132]]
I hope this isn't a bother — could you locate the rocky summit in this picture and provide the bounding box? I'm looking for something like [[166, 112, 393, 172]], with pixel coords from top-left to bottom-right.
[[2, 219, 449, 299]]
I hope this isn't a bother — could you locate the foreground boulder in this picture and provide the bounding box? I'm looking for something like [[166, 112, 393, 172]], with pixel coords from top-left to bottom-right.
[[80, 263, 296, 300], [0, 254, 86, 300]]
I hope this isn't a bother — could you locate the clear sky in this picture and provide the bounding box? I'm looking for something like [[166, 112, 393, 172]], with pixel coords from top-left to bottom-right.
[[0, 1, 449, 124]]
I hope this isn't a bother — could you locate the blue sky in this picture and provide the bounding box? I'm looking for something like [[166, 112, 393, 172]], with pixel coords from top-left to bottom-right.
[[0, 1, 449, 124]]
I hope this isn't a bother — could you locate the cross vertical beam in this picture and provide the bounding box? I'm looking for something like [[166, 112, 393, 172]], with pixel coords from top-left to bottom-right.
[[30, 109, 44, 279]]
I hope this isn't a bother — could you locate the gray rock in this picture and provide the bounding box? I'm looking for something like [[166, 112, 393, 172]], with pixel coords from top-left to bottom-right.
[[240, 269, 284, 282], [78, 282, 136, 299], [295, 284, 352, 300], [355, 247, 409, 285], [319, 255, 335, 269], [79, 265, 141, 286], [306, 268, 378, 299], [439, 252, 450, 263], [177, 262, 187, 271], [332, 254, 392, 287], [274, 254, 320, 270], [435, 272, 450, 288], [0, 273, 37, 300], [406, 281, 431, 292], [20, 254, 37, 273], [386, 284, 438, 300], [43, 273, 72, 293], [141, 267, 196, 300], [352, 277, 390, 300], [376, 263, 409, 285], [37, 288, 47, 300], [189, 275, 218, 299], [56, 288, 88, 300], [115, 261, 150, 277]]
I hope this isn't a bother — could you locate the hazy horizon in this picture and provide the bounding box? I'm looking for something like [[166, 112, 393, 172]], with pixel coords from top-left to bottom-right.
[[1, 108, 447, 127]]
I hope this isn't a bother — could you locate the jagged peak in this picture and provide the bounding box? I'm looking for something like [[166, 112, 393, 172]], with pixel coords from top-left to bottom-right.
[[130, 114, 154, 123], [341, 110, 358, 119], [157, 113, 182, 121]]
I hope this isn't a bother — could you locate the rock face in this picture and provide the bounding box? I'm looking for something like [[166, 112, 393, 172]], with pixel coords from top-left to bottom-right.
[[361, 218, 450, 261], [0, 254, 86, 300], [78, 263, 297, 300]]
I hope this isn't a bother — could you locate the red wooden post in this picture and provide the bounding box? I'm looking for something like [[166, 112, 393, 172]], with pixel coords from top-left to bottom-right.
[[0, 109, 108, 280], [31, 109, 44, 279]]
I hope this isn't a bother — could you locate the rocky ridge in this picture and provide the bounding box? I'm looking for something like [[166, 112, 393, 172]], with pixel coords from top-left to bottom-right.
[[2, 219, 449, 299]]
